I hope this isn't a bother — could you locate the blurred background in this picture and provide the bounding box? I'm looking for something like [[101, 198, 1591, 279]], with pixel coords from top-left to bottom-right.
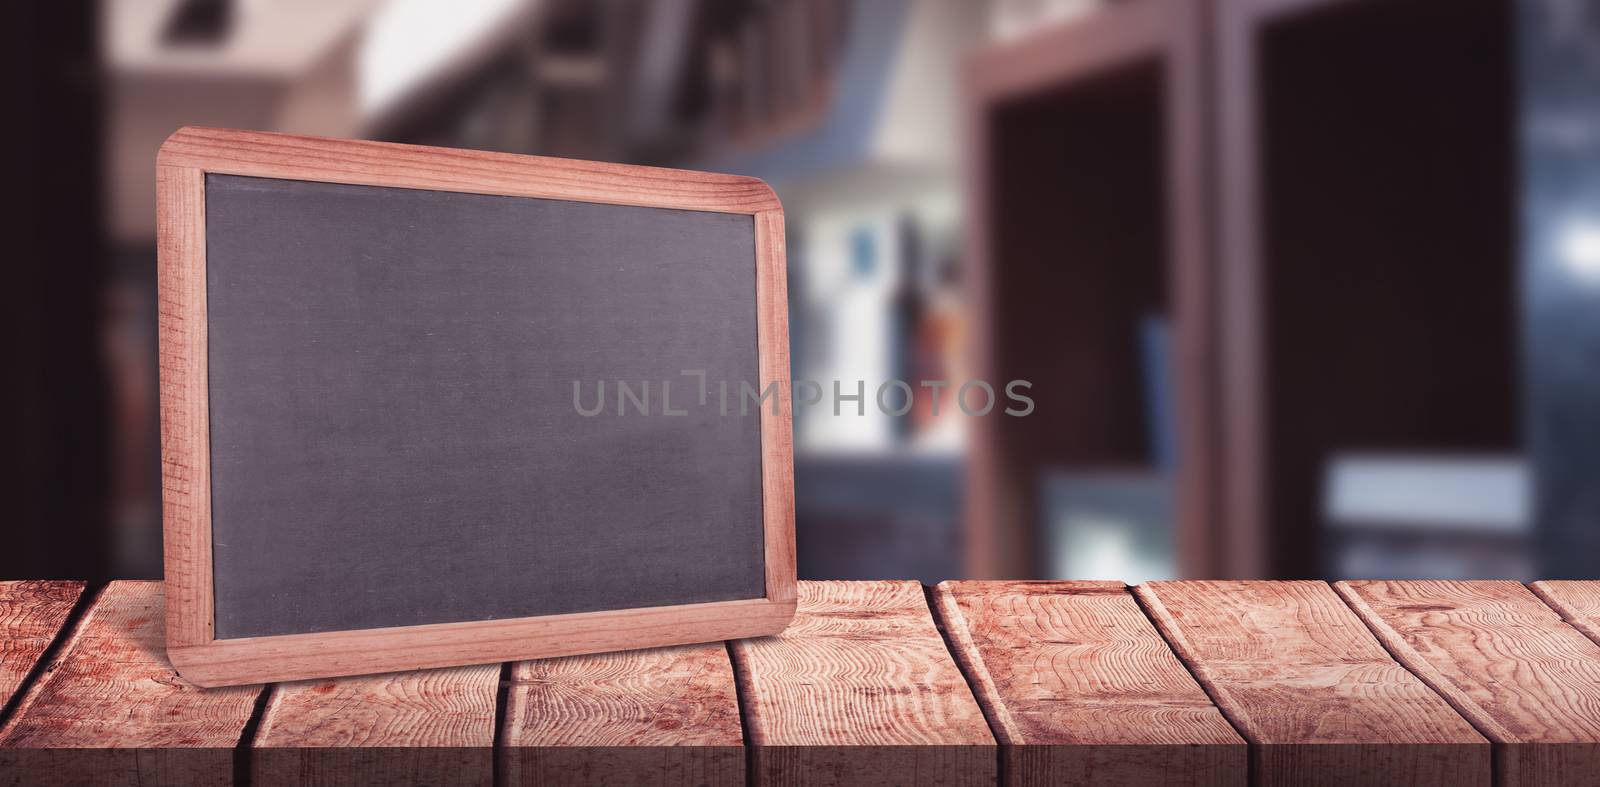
[[7, 0, 1599, 583]]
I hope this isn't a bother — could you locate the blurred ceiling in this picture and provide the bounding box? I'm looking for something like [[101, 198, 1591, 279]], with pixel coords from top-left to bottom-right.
[[107, 0, 379, 77], [105, 0, 539, 243], [103, 0, 980, 243]]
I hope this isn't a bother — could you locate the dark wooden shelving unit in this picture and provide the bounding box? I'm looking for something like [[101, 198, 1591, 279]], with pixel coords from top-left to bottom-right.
[[1216, 0, 1518, 578], [965, 0, 1522, 579], [963, 0, 1216, 578]]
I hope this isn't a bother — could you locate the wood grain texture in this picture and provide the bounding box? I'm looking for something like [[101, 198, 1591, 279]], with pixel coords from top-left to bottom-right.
[[500, 643, 743, 786], [1139, 581, 1488, 787], [170, 596, 795, 689], [1338, 580, 1600, 787], [251, 664, 499, 787], [936, 581, 1243, 786], [756, 209, 798, 608], [1530, 581, 1600, 647], [157, 126, 780, 214], [732, 581, 996, 786], [0, 582, 261, 787], [0, 582, 83, 712], [157, 125, 796, 687], [157, 162, 214, 652]]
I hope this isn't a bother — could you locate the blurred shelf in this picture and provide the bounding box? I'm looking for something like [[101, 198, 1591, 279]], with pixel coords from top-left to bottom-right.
[[794, 453, 963, 584], [965, 0, 1521, 580], [1041, 468, 1176, 585], [698, 0, 981, 188], [1323, 453, 1529, 536], [1217, 0, 1518, 578], [962, 0, 1215, 578], [1322, 452, 1532, 580]]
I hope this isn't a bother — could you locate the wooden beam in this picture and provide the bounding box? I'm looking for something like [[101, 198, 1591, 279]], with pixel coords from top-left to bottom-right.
[[731, 581, 996, 786], [1338, 580, 1600, 787], [0, 582, 83, 712], [0, 582, 262, 786], [251, 665, 499, 787], [157, 126, 782, 216], [500, 643, 744, 786], [1140, 581, 1488, 787], [935, 581, 1245, 785]]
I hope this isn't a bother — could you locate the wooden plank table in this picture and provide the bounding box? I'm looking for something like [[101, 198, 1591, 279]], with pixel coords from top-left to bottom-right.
[[1339, 580, 1600, 787], [732, 581, 995, 786], [501, 642, 744, 786], [252, 664, 499, 786], [3, 580, 1600, 786], [0, 583, 261, 787], [936, 581, 1244, 785], [1138, 581, 1488, 787]]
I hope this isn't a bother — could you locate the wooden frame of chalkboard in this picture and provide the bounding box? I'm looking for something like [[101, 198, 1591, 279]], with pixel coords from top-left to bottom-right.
[[156, 126, 796, 687]]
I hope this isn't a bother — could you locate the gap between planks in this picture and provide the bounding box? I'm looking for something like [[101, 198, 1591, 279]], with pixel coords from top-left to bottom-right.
[[492, 660, 512, 787], [0, 582, 97, 734], [0, 582, 263, 787], [0, 578, 1104, 787], [1328, 583, 1514, 787], [1332, 582, 1509, 748], [922, 583, 1012, 786], [233, 679, 273, 787], [1138, 581, 1490, 787], [1337, 580, 1600, 787], [1125, 581, 1258, 787], [940, 580, 1247, 785], [1126, 582, 1252, 746], [725, 640, 758, 787], [729, 580, 997, 786]]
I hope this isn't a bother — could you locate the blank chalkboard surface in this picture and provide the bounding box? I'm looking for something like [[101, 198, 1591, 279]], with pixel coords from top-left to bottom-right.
[[158, 127, 795, 686], [206, 173, 765, 638]]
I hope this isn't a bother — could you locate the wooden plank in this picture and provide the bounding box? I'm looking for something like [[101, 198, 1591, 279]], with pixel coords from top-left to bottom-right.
[[935, 581, 1245, 786], [731, 580, 996, 786], [1139, 581, 1488, 787], [157, 161, 215, 653], [755, 207, 798, 610], [172, 597, 795, 690], [500, 643, 743, 786], [1530, 580, 1600, 647], [157, 126, 781, 214], [251, 664, 499, 787], [1338, 580, 1600, 787], [0, 582, 83, 712], [0, 581, 262, 787]]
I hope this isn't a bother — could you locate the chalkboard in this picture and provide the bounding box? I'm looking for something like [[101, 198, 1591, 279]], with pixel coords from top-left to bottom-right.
[[158, 127, 795, 686]]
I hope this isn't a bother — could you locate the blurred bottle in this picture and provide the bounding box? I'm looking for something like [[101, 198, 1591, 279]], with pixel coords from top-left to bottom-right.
[[888, 214, 924, 443]]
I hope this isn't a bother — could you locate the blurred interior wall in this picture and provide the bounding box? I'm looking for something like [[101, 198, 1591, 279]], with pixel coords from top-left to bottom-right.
[[1523, 0, 1600, 577], [4, 3, 111, 580], [96, 1, 380, 578], [107, 0, 375, 245]]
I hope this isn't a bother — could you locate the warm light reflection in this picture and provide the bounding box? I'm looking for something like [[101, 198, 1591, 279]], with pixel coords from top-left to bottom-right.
[[1559, 218, 1600, 282], [358, 0, 529, 115]]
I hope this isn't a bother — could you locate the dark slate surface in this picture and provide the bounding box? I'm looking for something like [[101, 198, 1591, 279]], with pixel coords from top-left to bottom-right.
[[205, 174, 765, 639]]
